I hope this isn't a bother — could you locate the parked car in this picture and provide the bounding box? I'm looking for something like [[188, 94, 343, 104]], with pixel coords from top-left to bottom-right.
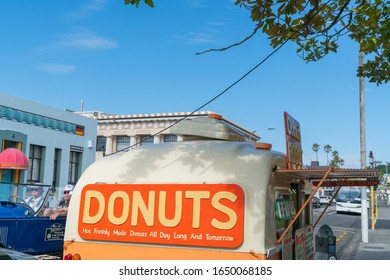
[[0, 247, 37, 260], [312, 196, 321, 208], [0, 182, 66, 257], [319, 196, 332, 206]]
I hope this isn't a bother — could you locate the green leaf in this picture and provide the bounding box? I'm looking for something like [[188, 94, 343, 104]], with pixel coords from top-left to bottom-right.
[[124, 0, 154, 7], [145, 0, 154, 7]]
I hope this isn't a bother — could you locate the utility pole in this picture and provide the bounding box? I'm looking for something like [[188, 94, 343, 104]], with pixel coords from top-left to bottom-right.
[[359, 49, 368, 243]]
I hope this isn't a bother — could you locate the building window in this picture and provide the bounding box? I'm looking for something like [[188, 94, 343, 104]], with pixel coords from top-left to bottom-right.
[[163, 135, 177, 142], [69, 151, 81, 185], [28, 145, 44, 183], [116, 136, 130, 151], [96, 136, 106, 151], [3, 140, 18, 149], [140, 135, 153, 146]]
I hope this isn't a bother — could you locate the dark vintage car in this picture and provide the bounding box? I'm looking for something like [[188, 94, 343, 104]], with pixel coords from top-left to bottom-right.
[[312, 196, 321, 208], [0, 246, 37, 260], [0, 182, 66, 257]]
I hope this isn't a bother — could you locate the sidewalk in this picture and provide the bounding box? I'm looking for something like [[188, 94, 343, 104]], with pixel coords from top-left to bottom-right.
[[351, 198, 390, 260]]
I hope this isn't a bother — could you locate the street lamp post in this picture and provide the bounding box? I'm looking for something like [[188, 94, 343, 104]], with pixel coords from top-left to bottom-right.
[[359, 50, 369, 243]]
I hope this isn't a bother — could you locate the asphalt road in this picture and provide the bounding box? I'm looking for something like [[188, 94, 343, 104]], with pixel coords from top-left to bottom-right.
[[312, 205, 366, 260]]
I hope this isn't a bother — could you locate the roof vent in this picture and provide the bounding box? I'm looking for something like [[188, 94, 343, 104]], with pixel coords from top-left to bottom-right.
[[255, 142, 272, 150], [208, 113, 222, 120]]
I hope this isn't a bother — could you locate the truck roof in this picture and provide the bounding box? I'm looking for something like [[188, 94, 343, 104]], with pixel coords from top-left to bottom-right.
[[78, 139, 286, 185]]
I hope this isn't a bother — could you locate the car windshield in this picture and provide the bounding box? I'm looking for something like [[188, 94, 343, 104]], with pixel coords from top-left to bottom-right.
[[0, 182, 52, 215]]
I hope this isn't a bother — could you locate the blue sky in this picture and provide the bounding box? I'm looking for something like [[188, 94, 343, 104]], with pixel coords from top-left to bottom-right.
[[1, 0, 389, 168]]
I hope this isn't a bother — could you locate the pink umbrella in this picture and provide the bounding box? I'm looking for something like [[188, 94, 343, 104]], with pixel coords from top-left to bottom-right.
[[0, 148, 29, 169]]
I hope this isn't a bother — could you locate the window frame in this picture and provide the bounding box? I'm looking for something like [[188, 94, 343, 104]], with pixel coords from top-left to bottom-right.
[[28, 145, 44, 183]]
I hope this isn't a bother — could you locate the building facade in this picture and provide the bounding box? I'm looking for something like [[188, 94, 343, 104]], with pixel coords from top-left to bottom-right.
[[77, 111, 260, 159], [0, 93, 97, 196]]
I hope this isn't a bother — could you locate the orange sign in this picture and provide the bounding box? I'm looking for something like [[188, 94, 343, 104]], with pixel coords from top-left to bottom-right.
[[78, 184, 245, 248], [284, 112, 303, 169]]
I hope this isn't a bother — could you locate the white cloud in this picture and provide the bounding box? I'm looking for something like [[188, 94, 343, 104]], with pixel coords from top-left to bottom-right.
[[65, 0, 109, 20], [183, 21, 224, 45], [208, 21, 225, 27], [36, 64, 76, 74], [186, 32, 216, 45], [59, 31, 118, 49], [38, 31, 119, 51]]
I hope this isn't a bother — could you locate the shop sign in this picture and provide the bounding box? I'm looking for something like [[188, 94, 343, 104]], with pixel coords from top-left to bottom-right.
[[70, 145, 84, 152], [275, 199, 296, 220], [284, 112, 303, 169], [305, 225, 315, 260], [294, 225, 315, 260], [78, 183, 245, 248], [294, 227, 306, 260], [282, 231, 293, 260]]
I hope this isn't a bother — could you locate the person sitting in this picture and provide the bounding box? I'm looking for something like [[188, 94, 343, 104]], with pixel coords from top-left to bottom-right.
[[25, 186, 45, 212], [44, 184, 74, 220]]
